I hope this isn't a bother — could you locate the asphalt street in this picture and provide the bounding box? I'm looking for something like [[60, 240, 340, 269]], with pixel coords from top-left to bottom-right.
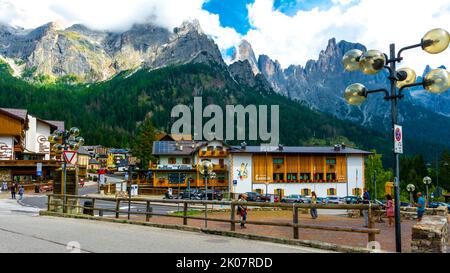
[[0, 198, 329, 253]]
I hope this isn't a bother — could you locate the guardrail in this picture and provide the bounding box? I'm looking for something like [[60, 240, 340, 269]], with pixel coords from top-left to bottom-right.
[[47, 194, 381, 244]]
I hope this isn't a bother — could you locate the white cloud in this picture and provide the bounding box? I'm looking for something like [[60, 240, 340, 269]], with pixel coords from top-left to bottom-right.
[[0, 0, 448, 73], [0, 0, 241, 55], [244, 0, 450, 72]]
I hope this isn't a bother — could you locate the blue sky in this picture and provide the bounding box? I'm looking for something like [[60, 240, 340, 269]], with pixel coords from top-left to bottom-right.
[[202, 0, 345, 34]]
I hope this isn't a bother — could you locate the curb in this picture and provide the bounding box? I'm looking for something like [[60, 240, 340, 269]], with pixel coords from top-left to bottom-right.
[[39, 211, 381, 253]]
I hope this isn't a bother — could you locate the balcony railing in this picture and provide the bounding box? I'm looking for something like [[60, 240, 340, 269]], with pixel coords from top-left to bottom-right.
[[198, 150, 229, 157]]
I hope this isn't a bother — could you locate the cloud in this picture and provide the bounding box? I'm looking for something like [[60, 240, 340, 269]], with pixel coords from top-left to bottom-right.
[[244, 0, 450, 72], [0, 0, 448, 73], [0, 0, 241, 54]]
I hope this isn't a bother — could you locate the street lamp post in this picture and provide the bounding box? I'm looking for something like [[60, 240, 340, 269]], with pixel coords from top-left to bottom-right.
[[199, 160, 214, 228], [342, 28, 450, 253], [406, 184, 415, 207], [423, 176, 432, 206], [48, 127, 85, 213]]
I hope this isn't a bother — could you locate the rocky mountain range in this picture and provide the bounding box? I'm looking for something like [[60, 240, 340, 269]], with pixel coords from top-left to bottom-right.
[[230, 38, 450, 146], [0, 20, 449, 147], [0, 20, 224, 82]]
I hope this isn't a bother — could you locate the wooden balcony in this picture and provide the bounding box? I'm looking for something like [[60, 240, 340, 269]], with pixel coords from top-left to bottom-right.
[[0, 160, 62, 168], [198, 150, 229, 157]]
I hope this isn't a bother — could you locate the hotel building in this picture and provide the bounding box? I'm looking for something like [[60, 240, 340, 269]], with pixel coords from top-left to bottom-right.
[[151, 137, 371, 198]]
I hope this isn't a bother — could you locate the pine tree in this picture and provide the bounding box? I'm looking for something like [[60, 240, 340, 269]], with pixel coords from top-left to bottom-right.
[[132, 117, 156, 169]]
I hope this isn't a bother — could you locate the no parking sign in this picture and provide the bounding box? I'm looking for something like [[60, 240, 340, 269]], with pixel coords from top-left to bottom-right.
[[394, 125, 403, 154]]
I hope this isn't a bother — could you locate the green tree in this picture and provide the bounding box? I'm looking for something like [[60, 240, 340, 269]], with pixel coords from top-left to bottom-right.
[[365, 150, 393, 200], [132, 116, 156, 169]]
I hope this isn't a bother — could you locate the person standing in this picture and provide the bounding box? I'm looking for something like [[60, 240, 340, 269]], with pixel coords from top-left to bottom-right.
[[237, 194, 248, 229], [385, 194, 394, 227], [10, 183, 16, 199], [362, 188, 370, 227], [310, 191, 318, 219], [416, 192, 426, 222], [18, 186, 24, 201]]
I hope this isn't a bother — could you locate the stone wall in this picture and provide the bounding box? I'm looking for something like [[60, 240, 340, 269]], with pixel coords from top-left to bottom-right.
[[411, 216, 448, 253]]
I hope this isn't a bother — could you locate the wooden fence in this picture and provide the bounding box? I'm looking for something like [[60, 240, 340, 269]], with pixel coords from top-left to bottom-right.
[[47, 194, 381, 244]]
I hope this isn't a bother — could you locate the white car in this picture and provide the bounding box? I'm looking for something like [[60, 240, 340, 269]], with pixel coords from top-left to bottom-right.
[[326, 196, 342, 204]]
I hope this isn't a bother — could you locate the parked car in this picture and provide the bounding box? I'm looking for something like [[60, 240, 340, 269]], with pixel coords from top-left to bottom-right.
[[264, 194, 280, 203], [342, 196, 362, 204], [373, 199, 386, 209], [177, 189, 202, 200], [281, 194, 305, 203], [325, 196, 342, 204], [315, 197, 325, 204], [245, 192, 263, 202], [258, 193, 272, 202], [428, 202, 450, 212], [302, 196, 312, 203], [199, 189, 223, 200]]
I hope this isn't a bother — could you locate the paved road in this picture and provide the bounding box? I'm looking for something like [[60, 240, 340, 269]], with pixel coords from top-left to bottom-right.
[[0, 199, 329, 253], [20, 185, 178, 216]]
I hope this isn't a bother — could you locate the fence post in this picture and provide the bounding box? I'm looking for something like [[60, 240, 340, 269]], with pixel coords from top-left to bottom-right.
[[47, 195, 51, 211], [146, 201, 152, 222], [115, 199, 120, 219], [293, 205, 299, 239], [368, 204, 376, 243], [183, 202, 188, 225], [230, 202, 236, 232], [91, 198, 96, 217], [63, 195, 68, 213]]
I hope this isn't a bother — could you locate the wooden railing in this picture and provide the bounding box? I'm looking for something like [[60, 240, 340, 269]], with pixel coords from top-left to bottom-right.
[[47, 194, 380, 244]]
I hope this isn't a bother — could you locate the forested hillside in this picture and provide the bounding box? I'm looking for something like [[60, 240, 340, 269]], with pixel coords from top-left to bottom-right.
[[0, 60, 447, 166]]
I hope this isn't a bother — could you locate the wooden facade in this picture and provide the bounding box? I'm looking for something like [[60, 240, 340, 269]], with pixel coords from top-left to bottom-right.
[[252, 154, 347, 184]]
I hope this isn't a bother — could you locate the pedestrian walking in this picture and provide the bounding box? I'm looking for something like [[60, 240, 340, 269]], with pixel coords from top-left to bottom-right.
[[237, 194, 248, 229], [10, 183, 16, 199], [310, 191, 318, 219], [385, 194, 394, 227], [362, 188, 370, 227], [415, 192, 426, 222], [18, 186, 24, 201]]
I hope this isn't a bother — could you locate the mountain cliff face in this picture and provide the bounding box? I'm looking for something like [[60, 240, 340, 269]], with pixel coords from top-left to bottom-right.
[[231, 38, 449, 146], [0, 20, 224, 82]]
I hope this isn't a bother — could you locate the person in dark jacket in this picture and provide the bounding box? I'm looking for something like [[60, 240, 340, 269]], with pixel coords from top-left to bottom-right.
[[10, 183, 16, 199]]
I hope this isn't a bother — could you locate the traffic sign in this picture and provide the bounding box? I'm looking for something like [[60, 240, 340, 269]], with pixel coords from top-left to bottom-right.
[[394, 124, 403, 154], [63, 151, 77, 165], [37, 163, 42, 177]]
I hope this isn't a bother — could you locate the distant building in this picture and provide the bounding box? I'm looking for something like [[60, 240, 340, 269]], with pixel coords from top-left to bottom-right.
[[77, 146, 91, 180], [88, 158, 100, 171]]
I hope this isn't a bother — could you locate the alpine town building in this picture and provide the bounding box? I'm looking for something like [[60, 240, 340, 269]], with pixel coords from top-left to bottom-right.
[[151, 136, 371, 198]]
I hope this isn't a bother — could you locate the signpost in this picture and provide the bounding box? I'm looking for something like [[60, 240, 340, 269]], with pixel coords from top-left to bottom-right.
[[394, 125, 403, 154], [63, 151, 77, 165], [36, 163, 42, 177]]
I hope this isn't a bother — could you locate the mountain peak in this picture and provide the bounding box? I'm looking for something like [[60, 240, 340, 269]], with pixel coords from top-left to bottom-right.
[[174, 19, 203, 35], [231, 39, 260, 75]]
